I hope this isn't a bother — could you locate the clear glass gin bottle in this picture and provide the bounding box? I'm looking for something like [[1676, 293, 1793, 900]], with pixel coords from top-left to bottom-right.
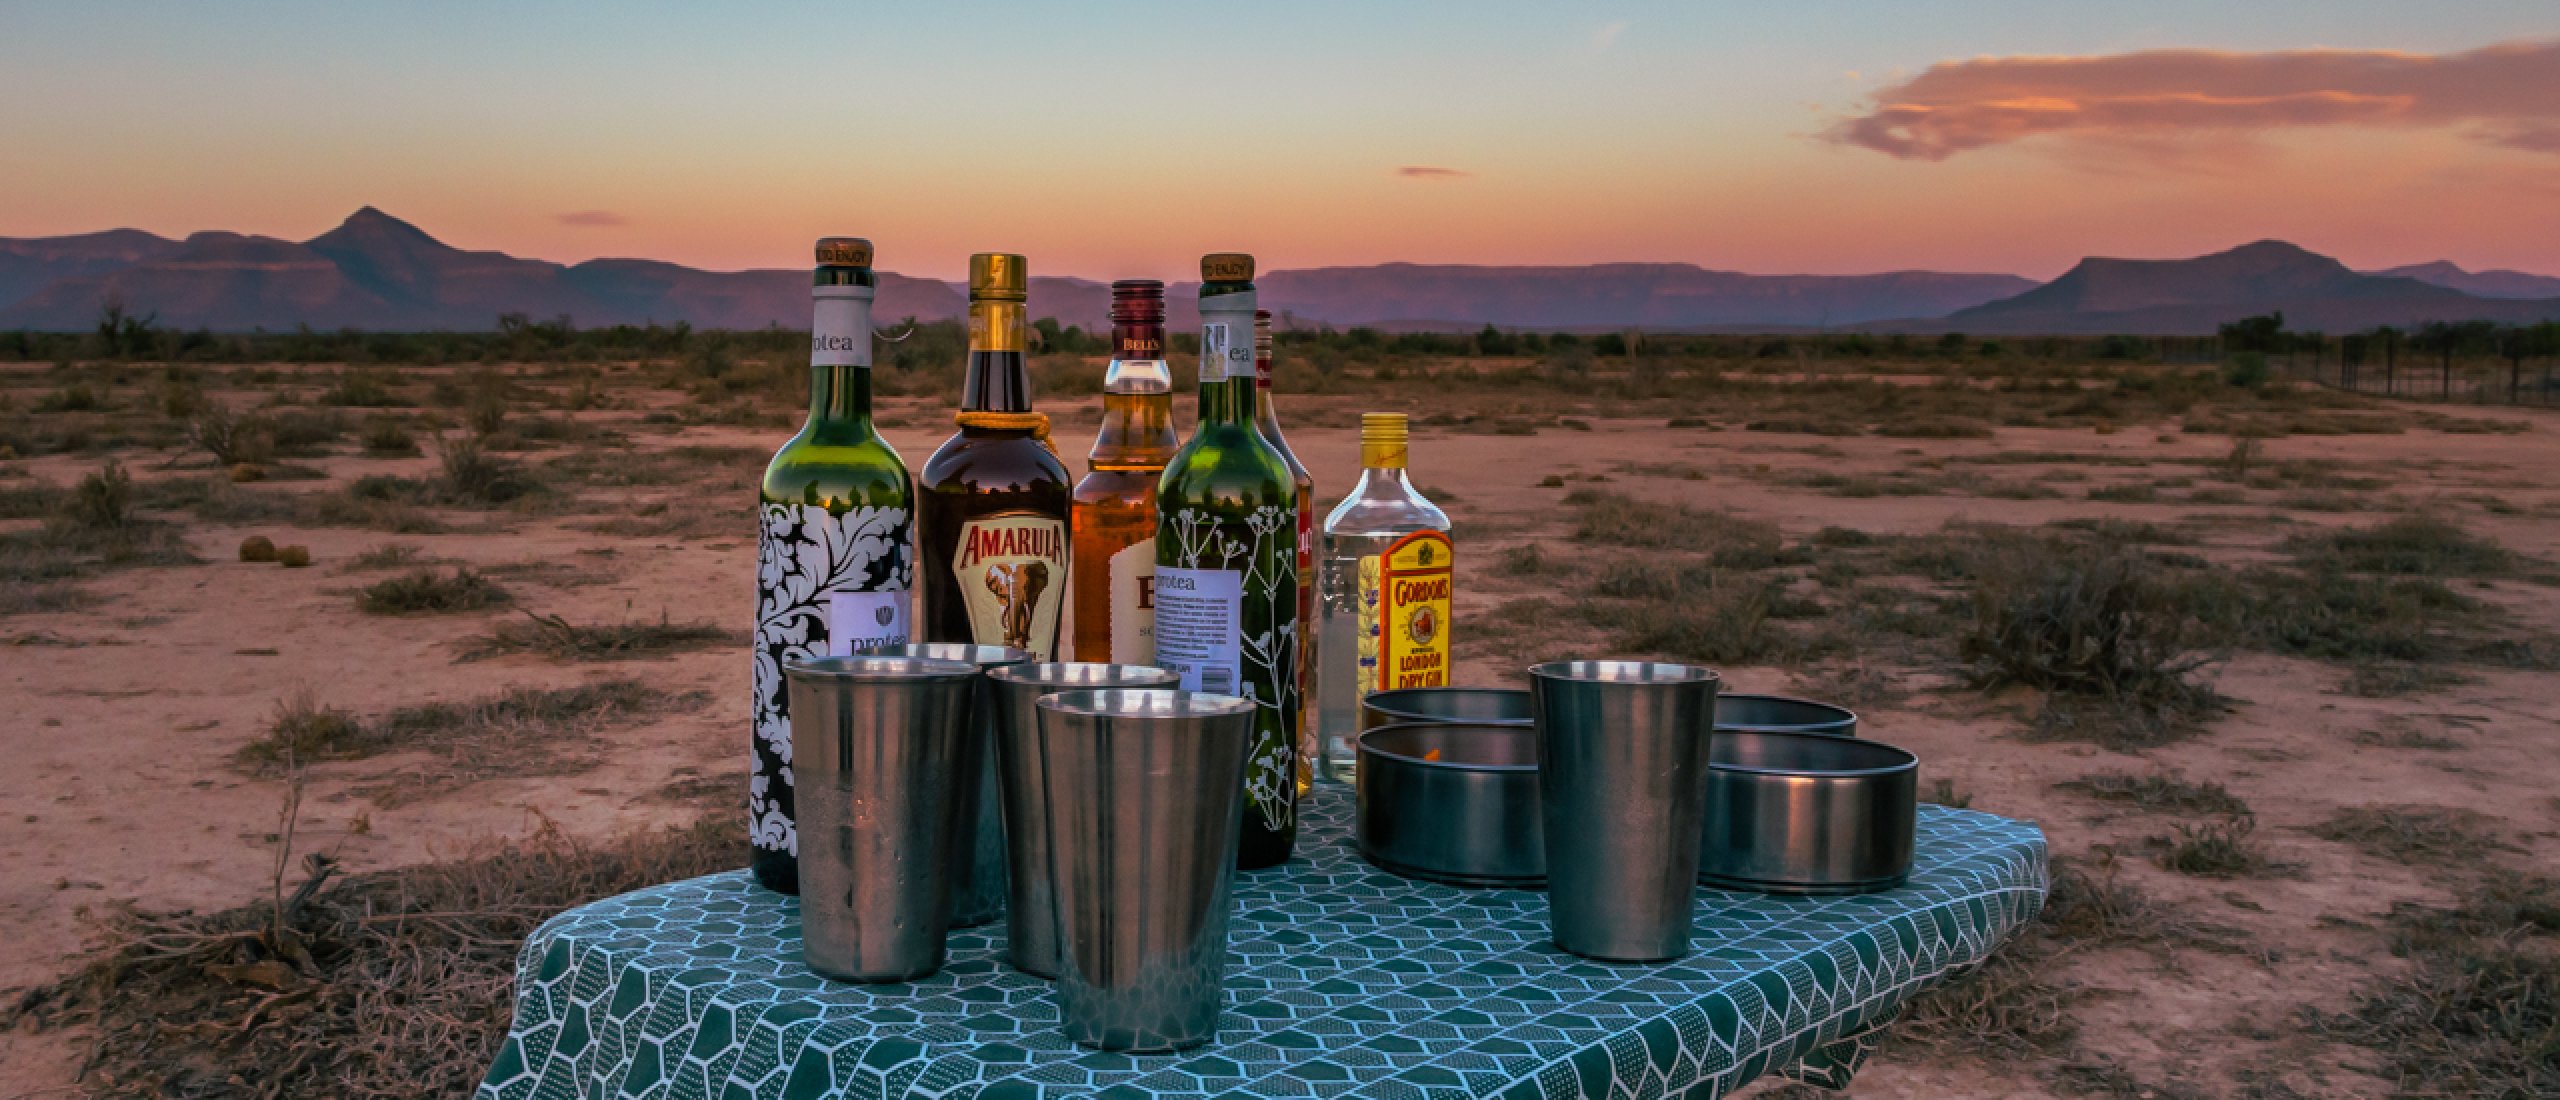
[[1317, 413, 1452, 784]]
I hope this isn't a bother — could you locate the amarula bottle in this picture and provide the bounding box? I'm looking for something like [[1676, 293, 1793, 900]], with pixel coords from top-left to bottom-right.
[[1069, 281, 1178, 663], [1157, 253, 1302, 868], [1317, 413, 1452, 785], [921, 253, 1072, 658], [751, 236, 915, 895], [1252, 310, 1318, 795]]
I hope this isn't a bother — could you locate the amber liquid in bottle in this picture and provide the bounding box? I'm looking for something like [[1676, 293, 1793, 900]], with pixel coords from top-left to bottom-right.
[[919, 253, 1072, 658], [1070, 282, 1178, 663]]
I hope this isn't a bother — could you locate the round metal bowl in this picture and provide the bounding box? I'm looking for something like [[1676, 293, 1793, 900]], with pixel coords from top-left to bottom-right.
[[1356, 722, 1543, 886], [1359, 686, 1532, 730], [1716, 693, 1857, 738], [1698, 730, 1916, 895]]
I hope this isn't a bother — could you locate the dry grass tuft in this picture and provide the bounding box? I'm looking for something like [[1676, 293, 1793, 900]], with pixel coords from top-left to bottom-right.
[[2055, 771, 2250, 817], [460, 611, 732, 662], [2286, 514, 2513, 577], [2322, 875, 2560, 1098], [2154, 817, 2279, 878], [235, 680, 698, 802], [3, 813, 738, 1099], [359, 568, 509, 614], [2308, 805, 2512, 866]]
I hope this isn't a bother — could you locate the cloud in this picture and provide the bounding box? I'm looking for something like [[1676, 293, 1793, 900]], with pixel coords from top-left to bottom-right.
[[1395, 165, 1471, 181], [1828, 38, 2560, 160], [1589, 20, 1629, 52], [553, 210, 631, 227]]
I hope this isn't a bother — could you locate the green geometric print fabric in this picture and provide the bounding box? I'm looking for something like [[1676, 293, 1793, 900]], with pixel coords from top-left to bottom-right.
[[478, 790, 2046, 1099]]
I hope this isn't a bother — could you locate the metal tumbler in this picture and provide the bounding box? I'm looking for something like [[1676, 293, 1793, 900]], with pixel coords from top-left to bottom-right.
[[1527, 660, 1722, 962], [987, 662, 1181, 978], [870, 642, 1031, 929], [783, 655, 980, 983], [1037, 688, 1256, 1052]]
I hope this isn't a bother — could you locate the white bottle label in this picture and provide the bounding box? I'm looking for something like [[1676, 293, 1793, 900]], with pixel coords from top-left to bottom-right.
[[811, 284, 873, 368], [951, 513, 1068, 660], [827, 589, 909, 655], [1109, 536, 1157, 663], [1153, 565, 1243, 694], [1199, 297, 1256, 381]]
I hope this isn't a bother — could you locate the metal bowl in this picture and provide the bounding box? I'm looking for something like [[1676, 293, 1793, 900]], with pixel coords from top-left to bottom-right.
[[1698, 730, 1916, 895], [1359, 686, 1532, 730], [1716, 693, 1857, 737], [1356, 722, 1543, 886]]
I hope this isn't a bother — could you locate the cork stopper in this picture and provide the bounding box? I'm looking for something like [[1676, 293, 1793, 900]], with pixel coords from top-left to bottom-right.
[[1361, 412, 1408, 469], [969, 253, 1028, 301], [1200, 252, 1255, 283], [814, 237, 873, 268]]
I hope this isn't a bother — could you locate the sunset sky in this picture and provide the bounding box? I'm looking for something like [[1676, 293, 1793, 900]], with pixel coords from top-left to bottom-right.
[[2, 2, 2555, 280]]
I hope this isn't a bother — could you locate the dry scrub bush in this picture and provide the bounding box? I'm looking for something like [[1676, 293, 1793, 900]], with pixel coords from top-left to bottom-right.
[[460, 610, 731, 661], [1959, 536, 2222, 748], [3, 814, 738, 1099], [359, 568, 509, 614]]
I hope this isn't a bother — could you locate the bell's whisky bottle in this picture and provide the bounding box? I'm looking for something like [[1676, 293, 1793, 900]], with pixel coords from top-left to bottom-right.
[[1253, 311, 1318, 795], [921, 253, 1072, 658], [752, 237, 915, 895], [1069, 281, 1177, 663], [1156, 253, 1302, 868], [1317, 413, 1452, 785]]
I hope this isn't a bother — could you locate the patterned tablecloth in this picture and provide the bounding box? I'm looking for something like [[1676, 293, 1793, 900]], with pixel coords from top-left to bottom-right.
[[477, 787, 2045, 1100]]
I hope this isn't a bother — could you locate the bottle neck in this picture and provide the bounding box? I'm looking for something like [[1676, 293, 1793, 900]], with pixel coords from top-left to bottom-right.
[[807, 282, 875, 440], [1091, 321, 1175, 469], [963, 298, 1032, 413], [1254, 349, 1284, 432], [1198, 297, 1256, 428], [807, 363, 874, 440]]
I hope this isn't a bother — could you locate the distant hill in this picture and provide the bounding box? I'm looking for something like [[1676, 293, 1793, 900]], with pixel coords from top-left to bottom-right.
[[0, 229, 183, 312], [1927, 241, 2560, 335], [0, 208, 2035, 333], [2371, 261, 2560, 301]]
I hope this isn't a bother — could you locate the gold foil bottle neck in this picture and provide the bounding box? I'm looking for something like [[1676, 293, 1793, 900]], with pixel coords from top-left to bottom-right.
[[815, 237, 873, 268], [970, 253, 1028, 301], [1361, 412, 1409, 469], [1201, 252, 1255, 283]]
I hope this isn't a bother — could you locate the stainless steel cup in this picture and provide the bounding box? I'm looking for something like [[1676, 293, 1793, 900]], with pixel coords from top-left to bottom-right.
[[870, 642, 1031, 929], [1037, 688, 1256, 1052], [1527, 660, 1721, 962], [783, 655, 980, 983], [986, 662, 1181, 978]]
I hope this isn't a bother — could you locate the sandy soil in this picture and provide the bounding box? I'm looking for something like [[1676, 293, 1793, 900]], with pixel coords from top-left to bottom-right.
[[3, 374, 2556, 1097]]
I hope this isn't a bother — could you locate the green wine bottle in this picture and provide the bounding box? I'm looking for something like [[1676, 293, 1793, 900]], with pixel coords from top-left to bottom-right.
[[751, 236, 916, 896], [1155, 252, 1301, 869]]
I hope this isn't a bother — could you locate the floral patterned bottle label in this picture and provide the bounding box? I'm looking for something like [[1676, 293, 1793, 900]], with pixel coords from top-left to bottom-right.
[[753, 502, 911, 862], [1161, 505, 1299, 831]]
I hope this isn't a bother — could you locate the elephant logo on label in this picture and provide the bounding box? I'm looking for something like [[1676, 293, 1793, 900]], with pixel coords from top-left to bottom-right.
[[984, 562, 1051, 652]]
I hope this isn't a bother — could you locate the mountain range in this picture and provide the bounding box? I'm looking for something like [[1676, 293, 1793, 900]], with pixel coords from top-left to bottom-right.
[[1, 208, 2555, 335], [1926, 241, 2560, 335]]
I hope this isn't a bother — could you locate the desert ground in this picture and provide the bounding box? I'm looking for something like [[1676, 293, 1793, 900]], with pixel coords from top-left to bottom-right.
[[2, 338, 2554, 1098]]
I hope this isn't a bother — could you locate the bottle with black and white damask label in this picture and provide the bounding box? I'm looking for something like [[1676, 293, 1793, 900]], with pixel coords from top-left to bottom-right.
[[751, 236, 914, 896], [1156, 253, 1302, 869]]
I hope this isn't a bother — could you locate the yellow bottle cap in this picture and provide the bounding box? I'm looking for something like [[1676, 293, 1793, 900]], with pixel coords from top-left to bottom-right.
[[1361, 412, 1408, 469], [969, 253, 1028, 301], [1201, 252, 1255, 283], [814, 237, 873, 268]]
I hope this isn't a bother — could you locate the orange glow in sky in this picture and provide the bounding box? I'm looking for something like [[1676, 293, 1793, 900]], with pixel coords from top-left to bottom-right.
[[1, 4, 2555, 280]]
